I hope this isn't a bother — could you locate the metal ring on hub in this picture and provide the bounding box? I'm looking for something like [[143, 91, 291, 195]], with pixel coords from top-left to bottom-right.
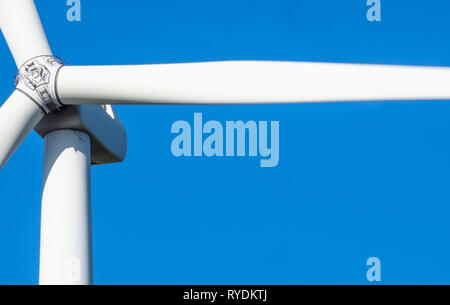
[[14, 55, 65, 114]]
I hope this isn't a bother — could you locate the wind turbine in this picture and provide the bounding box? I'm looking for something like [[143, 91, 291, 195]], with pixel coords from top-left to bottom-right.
[[2, 0, 450, 285]]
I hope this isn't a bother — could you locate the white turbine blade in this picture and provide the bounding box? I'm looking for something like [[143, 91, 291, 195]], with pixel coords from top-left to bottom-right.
[[0, 91, 45, 169], [56, 61, 450, 105], [0, 0, 52, 68]]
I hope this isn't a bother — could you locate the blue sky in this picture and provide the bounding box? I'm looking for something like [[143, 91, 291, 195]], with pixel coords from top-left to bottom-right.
[[1, 0, 450, 284]]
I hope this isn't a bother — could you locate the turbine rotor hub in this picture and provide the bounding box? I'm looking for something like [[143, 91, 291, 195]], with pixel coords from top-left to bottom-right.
[[14, 55, 64, 114]]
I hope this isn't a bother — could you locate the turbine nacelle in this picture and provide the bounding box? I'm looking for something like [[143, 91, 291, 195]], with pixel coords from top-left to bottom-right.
[[35, 104, 127, 165]]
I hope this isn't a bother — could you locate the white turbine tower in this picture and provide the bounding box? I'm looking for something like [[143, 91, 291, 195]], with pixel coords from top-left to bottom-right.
[[2, 0, 450, 284]]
